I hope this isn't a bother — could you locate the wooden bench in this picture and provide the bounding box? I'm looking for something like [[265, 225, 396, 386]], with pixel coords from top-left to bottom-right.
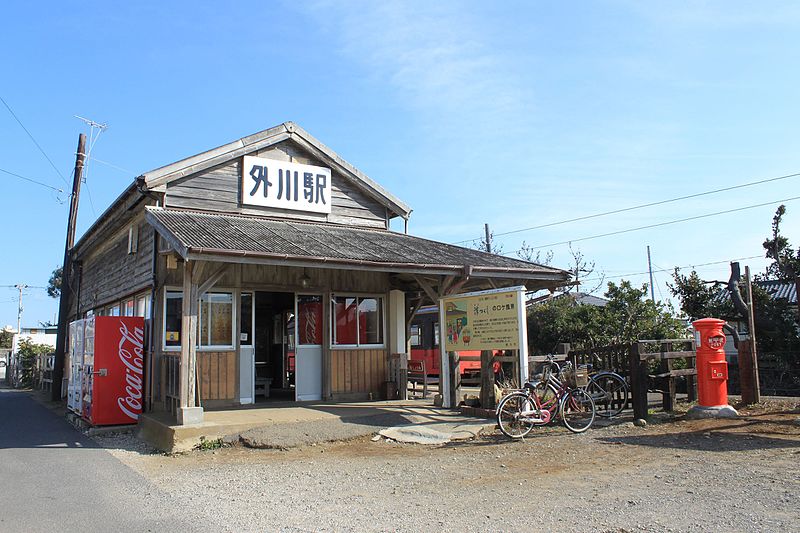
[[407, 360, 429, 399], [255, 377, 273, 399]]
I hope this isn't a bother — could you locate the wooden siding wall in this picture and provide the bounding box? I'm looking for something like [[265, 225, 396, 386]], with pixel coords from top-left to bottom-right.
[[198, 351, 236, 400], [77, 219, 154, 314], [331, 349, 387, 396], [163, 262, 390, 295], [164, 140, 388, 228]]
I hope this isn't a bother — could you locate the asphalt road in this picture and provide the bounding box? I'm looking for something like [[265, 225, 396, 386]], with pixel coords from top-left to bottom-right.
[[0, 387, 219, 532]]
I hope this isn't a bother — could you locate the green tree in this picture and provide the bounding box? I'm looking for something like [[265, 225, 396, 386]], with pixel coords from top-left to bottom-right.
[[16, 338, 52, 388], [527, 280, 684, 354], [762, 205, 800, 280], [0, 329, 12, 349], [668, 269, 733, 320], [47, 266, 62, 298]]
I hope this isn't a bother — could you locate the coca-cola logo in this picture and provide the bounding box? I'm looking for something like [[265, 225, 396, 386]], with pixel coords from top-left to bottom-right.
[[117, 321, 144, 421]]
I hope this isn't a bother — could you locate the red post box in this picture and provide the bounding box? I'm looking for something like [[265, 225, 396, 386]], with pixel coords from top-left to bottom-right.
[[692, 318, 729, 407]]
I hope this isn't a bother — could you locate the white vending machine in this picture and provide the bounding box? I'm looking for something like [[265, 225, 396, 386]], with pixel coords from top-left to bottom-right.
[[66, 319, 85, 414]]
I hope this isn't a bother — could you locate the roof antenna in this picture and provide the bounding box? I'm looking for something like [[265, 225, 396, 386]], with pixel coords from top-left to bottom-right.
[[74, 115, 108, 215]]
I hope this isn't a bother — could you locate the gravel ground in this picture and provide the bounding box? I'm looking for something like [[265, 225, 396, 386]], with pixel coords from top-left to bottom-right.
[[94, 401, 800, 532]]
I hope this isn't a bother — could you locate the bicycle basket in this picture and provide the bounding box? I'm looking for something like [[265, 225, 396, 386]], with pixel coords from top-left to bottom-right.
[[574, 365, 589, 388], [562, 364, 589, 388]]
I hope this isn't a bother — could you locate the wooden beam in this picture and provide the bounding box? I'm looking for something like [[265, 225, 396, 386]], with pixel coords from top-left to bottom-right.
[[438, 275, 456, 297], [198, 263, 228, 296], [412, 275, 439, 304]]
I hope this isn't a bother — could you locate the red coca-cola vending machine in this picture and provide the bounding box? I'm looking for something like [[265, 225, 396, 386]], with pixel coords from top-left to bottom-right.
[[81, 316, 145, 426]]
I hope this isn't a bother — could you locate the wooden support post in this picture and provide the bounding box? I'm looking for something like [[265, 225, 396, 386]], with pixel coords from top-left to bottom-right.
[[661, 342, 675, 412], [449, 352, 461, 409], [178, 260, 202, 424], [629, 342, 648, 420], [744, 266, 760, 403], [738, 340, 756, 405], [479, 350, 494, 410], [687, 356, 697, 403]]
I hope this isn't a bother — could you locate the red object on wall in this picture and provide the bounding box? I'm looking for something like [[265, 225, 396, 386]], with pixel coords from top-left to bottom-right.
[[693, 317, 729, 407], [82, 316, 145, 426]]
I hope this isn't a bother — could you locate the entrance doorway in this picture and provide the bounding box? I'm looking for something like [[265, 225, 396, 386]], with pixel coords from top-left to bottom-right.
[[249, 291, 296, 402], [239, 291, 323, 403]]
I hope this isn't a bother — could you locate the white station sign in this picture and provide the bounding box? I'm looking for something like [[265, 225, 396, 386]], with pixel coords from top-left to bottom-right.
[[241, 155, 332, 214]]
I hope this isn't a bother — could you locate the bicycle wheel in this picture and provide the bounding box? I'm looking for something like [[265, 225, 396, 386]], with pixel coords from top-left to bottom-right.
[[560, 388, 596, 433], [496, 392, 536, 438], [586, 372, 628, 418]]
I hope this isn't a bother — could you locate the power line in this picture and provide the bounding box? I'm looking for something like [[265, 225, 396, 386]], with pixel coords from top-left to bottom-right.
[[514, 195, 800, 252], [454, 170, 800, 244], [0, 167, 65, 193], [0, 95, 68, 186], [89, 156, 133, 176], [579, 254, 763, 283]]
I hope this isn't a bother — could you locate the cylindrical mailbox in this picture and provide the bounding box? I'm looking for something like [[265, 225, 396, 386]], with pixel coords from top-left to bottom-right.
[[692, 318, 729, 407]]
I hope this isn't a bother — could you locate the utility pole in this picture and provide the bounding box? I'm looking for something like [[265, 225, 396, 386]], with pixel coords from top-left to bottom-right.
[[484, 223, 492, 254], [14, 284, 27, 334], [744, 266, 760, 402], [51, 133, 86, 401], [647, 245, 655, 302]]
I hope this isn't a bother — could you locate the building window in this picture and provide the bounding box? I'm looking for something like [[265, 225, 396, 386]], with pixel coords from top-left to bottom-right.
[[127, 225, 139, 254], [163, 290, 234, 350], [199, 292, 234, 348], [164, 291, 182, 348], [298, 295, 323, 345], [410, 325, 421, 347], [135, 294, 150, 319], [331, 295, 384, 347]]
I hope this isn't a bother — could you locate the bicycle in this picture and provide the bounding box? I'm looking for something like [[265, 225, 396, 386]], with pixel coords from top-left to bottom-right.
[[583, 354, 628, 418], [496, 356, 596, 438]]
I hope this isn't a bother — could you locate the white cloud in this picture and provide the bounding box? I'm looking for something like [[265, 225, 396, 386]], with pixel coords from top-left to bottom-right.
[[298, 0, 530, 138]]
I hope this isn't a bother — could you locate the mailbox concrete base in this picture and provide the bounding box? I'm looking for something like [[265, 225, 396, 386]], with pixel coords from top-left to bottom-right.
[[686, 405, 739, 419]]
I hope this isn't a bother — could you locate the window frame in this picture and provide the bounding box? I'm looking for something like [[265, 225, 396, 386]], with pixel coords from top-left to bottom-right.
[[330, 293, 386, 349], [198, 290, 235, 350], [162, 287, 236, 352]]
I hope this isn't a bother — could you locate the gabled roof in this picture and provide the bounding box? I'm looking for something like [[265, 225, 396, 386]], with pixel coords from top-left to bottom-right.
[[145, 207, 570, 282], [137, 122, 411, 219], [528, 291, 609, 307]]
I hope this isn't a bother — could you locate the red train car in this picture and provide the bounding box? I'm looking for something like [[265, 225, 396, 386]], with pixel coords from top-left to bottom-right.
[[409, 306, 482, 377]]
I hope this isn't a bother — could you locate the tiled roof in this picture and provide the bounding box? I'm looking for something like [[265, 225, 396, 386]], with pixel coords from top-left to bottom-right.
[[758, 279, 798, 304], [145, 207, 570, 280]]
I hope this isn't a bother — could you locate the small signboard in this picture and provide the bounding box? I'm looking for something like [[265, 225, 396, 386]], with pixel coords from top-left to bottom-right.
[[241, 155, 332, 214], [441, 287, 523, 352]]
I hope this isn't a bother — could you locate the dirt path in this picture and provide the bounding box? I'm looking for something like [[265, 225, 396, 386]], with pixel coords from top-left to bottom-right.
[[99, 402, 800, 532]]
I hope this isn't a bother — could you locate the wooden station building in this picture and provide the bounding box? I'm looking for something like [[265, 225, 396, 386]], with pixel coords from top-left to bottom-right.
[[65, 122, 570, 425]]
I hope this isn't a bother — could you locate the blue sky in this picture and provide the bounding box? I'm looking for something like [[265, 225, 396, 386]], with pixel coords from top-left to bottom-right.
[[2, 1, 799, 328]]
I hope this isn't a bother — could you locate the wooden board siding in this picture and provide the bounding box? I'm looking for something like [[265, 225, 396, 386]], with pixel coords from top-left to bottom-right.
[[164, 140, 388, 228], [198, 351, 236, 400], [331, 349, 387, 395], [77, 219, 154, 314]]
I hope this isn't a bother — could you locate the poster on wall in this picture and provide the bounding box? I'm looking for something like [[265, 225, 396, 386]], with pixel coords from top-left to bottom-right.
[[241, 155, 332, 214], [441, 287, 523, 352]]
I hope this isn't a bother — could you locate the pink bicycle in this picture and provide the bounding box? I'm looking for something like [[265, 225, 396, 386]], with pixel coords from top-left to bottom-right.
[[496, 357, 596, 438]]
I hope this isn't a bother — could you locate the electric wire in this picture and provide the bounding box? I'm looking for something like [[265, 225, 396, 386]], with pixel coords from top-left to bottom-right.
[[511, 195, 800, 253], [89, 156, 132, 176], [0, 95, 69, 186], [453, 170, 800, 244], [578, 254, 763, 283], [0, 167, 64, 193]]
